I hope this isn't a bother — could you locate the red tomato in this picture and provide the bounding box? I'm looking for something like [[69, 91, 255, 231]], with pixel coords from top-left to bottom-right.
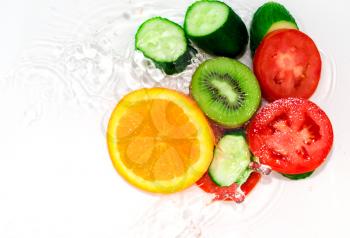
[[240, 172, 261, 195], [253, 29, 322, 102], [196, 172, 261, 202], [247, 98, 333, 174]]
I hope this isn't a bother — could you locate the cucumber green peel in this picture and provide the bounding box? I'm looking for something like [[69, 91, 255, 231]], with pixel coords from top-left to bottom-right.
[[282, 171, 314, 180], [250, 1, 298, 55]]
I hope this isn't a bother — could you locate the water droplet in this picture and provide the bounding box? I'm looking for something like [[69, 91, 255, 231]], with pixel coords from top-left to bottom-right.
[[249, 161, 272, 175]]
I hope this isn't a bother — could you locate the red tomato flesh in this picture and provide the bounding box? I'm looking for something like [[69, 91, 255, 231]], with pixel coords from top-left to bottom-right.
[[247, 98, 333, 174], [254, 29, 321, 102], [196, 172, 261, 202]]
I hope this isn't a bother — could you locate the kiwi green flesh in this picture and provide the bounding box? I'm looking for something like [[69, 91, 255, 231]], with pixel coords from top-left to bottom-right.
[[191, 57, 261, 128]]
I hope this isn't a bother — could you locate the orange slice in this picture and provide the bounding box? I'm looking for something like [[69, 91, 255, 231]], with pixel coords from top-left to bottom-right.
[[107, 88, 214, 193]]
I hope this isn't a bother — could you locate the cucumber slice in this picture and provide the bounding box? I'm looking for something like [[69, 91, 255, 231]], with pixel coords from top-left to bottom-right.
[[135, 17, 193, 75], [282, 171, 314, 180], [208, 132, 251, 187], [184, 0, 248, 57], [250, 2, 298, 55]]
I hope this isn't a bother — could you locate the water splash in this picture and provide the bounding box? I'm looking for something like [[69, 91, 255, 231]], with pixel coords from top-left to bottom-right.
[[129, 187, 220, 238], [0, 0, 335, 236], [7, 57, 71, 126], [99, 44, 211, 135]]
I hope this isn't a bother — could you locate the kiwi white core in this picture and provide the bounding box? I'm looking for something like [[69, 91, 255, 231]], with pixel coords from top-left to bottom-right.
[[211, 80, 238, 104]]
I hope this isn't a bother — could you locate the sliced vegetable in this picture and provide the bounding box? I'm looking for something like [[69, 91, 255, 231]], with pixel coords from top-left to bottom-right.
[[236, 168, 254, 185], [253, 29, 322, 101], [208, 132, 251, 186], [135, 17, 194, 75], [184, 0, 248, 57], [196, 172, 261, 202], [247, 98, 333, 174], [240, 172, 261, 196], [250, 2, 298, 55]]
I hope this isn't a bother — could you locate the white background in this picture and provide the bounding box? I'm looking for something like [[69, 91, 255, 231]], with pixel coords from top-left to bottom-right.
[[0, 0, 349, 237]]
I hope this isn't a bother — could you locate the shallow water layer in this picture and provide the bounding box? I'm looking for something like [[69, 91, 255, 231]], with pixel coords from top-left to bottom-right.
[[0, 0, 337, 237]]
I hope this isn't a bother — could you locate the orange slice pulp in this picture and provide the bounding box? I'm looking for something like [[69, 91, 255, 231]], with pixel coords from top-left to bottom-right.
[[107, 88, 214, 193]]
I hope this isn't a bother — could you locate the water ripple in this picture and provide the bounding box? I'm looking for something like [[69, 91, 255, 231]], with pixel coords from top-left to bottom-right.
[[311, 49, 337, 104], [1, 0, 335, 236]]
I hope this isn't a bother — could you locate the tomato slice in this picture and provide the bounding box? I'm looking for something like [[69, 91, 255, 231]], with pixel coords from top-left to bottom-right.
[[253, 29, 321, 102], [240, 172, 262, 194], [196, 172, 261, 202], [247, 98, 333, 174]]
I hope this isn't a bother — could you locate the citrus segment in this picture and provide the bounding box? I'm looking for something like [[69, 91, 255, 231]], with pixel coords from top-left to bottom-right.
[[107, 88, 214, 193]]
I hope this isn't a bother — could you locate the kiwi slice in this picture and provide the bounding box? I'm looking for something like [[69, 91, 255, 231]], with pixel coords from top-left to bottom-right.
[[190, 57, 261, 128]]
